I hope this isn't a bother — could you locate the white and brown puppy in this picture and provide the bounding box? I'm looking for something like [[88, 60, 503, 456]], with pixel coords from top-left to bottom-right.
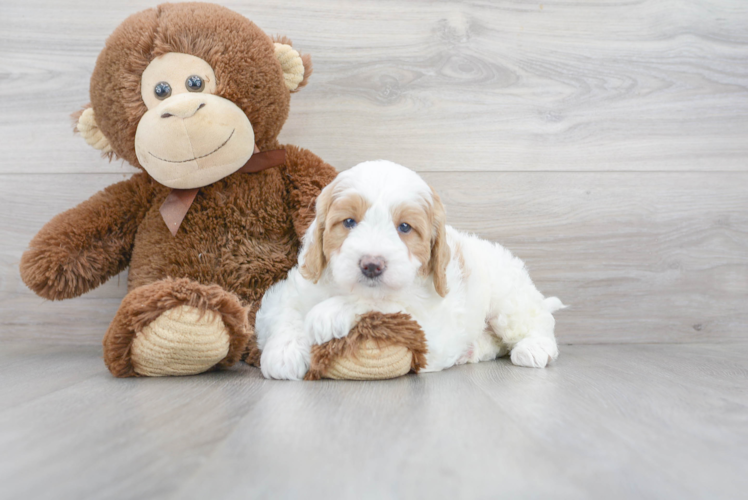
[[256, 160, 564, 380]]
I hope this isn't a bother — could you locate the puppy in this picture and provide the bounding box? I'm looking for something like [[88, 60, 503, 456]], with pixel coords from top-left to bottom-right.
[[256, 160, 564, 380]]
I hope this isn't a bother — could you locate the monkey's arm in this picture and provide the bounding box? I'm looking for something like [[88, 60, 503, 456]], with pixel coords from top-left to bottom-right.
[[278, 145, 338, 240], [20, 172, 158, 300]]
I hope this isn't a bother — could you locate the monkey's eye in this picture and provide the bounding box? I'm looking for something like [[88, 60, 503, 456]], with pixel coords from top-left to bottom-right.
[[186, 75, 204, 92], [398, 223, 412, 234], [154, 82, 172, 100], [343, 218, 357, 229]]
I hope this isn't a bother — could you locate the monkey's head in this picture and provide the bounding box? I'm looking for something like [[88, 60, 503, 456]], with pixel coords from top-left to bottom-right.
[[76, 2, 311, 189]]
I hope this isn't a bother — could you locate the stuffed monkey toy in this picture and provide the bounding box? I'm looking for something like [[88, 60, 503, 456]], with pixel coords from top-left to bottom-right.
[[20, 2, 426, 379]]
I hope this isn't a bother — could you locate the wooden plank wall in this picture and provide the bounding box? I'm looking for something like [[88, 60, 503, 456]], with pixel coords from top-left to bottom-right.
[[1, 0, 746, 345]]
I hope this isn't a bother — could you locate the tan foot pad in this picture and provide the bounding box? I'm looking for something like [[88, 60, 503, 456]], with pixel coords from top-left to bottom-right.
[[325, 339, 413, 380], [131, 305, 230, 376], [304, 312, 428, 381]]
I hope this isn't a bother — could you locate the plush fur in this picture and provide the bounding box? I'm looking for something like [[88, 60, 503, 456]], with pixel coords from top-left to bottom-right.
[[19, 3, 424, 378], [257, 161, 565, 380], [103, 277, 249, 377], [89, 3, 303, 166], [305, 312, 428, 381]]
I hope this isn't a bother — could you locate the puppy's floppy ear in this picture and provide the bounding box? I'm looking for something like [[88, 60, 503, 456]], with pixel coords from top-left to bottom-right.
[[73, 105, 112, 155], [429, 188, 450, 297], [273, 36, 312, 92], [300, 184, 333, 283]]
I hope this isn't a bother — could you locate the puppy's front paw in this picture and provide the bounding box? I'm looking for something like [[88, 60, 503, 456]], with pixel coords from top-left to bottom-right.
[[304, 298, 356, 345], [260, 334, 310, 380], [510, 337, 559, 368]]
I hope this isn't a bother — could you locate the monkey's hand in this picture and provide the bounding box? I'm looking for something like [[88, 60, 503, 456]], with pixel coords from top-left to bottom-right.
[[20, 173, 157, 300]]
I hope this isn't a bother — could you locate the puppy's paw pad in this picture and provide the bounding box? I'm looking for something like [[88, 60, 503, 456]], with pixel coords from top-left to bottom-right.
[[510, 337, 558, 369], [260, 337, 310, 380]]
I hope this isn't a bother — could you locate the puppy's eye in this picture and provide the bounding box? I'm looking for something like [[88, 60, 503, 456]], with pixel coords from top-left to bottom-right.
[[154, 82, 172, 100], [398, 222, 412, 234], [186, 75, 204, 92], [343, 218, 357, 229]]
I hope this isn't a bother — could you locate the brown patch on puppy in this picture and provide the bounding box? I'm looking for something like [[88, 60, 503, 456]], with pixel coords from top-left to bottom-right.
[[323, 193, 369, 255], [300, 188, 370, 282], [305, 311, 428, 380], [299, 185, 333, 282], [392, 202, 432, 272], [391, 190, 450, 297], [429, 189, 451, 297]]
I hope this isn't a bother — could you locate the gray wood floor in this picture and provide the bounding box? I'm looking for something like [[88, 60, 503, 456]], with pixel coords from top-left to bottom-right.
[[1, 342, 746, 500]]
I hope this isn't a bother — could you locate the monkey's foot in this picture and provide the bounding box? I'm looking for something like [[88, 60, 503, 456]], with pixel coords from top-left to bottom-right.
[[131, 305, 231, 376], [104, 278, 249, 378], [304, 312, 428, 381]]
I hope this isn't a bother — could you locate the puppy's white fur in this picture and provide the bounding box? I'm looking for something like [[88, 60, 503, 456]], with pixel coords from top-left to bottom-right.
[[256, 160, 564, 380]]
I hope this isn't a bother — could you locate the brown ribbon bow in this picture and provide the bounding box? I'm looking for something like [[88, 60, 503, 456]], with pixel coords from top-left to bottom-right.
[[159, 145, 286, 236]]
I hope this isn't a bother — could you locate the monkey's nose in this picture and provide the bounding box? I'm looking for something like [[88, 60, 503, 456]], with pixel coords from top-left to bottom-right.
[[160, 100, 206, 119], [360, 256, 386, 279]]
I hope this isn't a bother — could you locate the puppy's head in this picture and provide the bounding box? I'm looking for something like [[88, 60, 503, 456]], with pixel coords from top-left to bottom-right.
[[300, 161, 450, 297]]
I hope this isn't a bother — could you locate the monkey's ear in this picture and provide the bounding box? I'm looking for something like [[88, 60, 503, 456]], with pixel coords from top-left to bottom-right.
[[73, 106, 112, 154], [273, 41, 312, 92]]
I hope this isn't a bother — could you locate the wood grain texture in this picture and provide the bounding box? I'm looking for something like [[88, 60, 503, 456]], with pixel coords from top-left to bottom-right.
[[2, 171, 746, 344], [1, 0, 747, 344], [0, 342, 746, 500], [1, 0, 748, 173]]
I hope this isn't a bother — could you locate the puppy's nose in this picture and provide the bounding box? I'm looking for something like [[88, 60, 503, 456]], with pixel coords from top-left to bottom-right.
[[360, 256, 386, 279]]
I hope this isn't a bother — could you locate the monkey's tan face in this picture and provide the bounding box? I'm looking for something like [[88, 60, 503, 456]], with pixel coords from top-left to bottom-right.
[[134, 53, 255, 189]]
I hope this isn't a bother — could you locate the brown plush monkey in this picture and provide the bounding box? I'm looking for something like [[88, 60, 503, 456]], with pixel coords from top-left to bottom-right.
[[19, 2, 426, 379]]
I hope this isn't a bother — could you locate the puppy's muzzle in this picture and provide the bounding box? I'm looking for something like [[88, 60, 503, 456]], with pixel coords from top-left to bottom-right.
[[360, 256, 386, 279]]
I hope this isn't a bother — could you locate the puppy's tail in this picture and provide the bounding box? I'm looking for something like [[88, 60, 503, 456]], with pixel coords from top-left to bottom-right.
[[543, 296, 566, 313]]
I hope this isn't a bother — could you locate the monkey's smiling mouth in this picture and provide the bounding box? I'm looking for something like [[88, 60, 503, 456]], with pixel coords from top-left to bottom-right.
[[148, 129, 235, 163]]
